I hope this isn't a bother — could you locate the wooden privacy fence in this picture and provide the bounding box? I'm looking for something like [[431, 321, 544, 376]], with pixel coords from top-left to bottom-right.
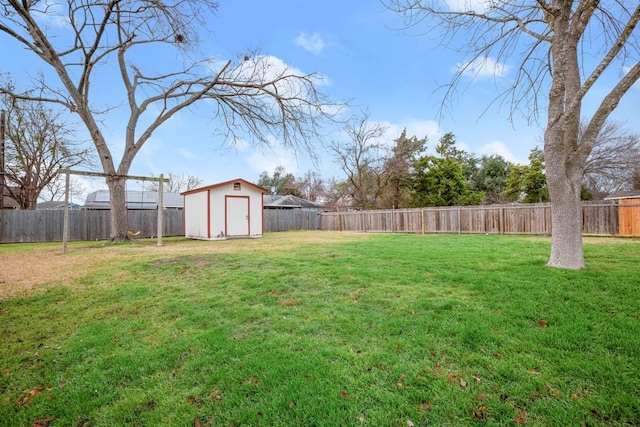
[[0, 209, 322, 243], [320, 201, 633, 236], [0, 210, 184, 243], [263, 209, 321, 232], [2, 202, 636, 243]]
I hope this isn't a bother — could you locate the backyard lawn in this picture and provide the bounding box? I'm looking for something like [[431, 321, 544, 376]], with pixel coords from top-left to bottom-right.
[[0, 232, 639, 426]]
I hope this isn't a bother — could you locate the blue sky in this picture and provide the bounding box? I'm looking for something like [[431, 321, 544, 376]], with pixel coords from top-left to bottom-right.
[[4, 0, 640, 199]]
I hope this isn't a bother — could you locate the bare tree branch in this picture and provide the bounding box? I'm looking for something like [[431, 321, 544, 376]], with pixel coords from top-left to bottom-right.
[[0, 0, 342, 240], [386, 0, 640, 269]]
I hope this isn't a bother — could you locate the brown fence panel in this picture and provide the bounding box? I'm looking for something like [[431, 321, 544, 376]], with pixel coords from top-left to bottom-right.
[[393, 209, 422, 233], [0, 209, 184, 243], [320, 202, 622, 236], [618, 200, 640, 236], [501, 204, 551, 234], [459, 206, 502, 234], [581, 202, 617, 235], [264, 209, 322, 232], [3, 203, 626, 243]]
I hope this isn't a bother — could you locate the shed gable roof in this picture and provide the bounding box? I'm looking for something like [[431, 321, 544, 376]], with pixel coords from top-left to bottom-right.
[[181, 178, 267, 196]]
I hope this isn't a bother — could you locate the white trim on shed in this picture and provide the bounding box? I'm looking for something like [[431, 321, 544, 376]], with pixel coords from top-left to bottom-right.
[[181, 178, 267, 240]]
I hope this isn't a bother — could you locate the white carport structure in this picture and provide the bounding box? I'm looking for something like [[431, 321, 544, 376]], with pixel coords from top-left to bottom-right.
[[181, 178, 267, 240]]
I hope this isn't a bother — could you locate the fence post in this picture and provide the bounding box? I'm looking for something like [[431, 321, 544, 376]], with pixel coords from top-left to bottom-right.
[[362, 211, 366, 233], [62, 169, 70, 254], [457, 208, 461, 234], [391, 206, 395, 234], [157, 173, 164, 247]]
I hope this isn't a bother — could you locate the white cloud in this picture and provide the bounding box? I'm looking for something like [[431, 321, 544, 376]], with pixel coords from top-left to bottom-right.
[[444, 0, 492, 12], [229, 55, 330, 102], [230, 138, 249, 151], [380, 119, 441, 147], [244, 138, 300, 176], [456, 57, 510, 79], [295, 32, 326, 55], [177, 148, 202, 160], [479, 140, 521, 163], [33, 0, 70, 27], [73, 176, 107, 204]]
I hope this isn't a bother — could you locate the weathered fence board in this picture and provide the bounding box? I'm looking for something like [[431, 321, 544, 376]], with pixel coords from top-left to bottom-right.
[[0, 208, 321, 243], [263, 209, 321, 232], [617, 199, 640, 236], [320, 202, 634, 236], [0, 210, 184, 243], [2, 202, 636, 243]]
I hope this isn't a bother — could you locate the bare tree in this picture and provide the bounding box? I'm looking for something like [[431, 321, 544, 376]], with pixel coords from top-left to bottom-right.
[[296, 170, 326, 202], [144, 172, 203, 193], [323, 178, 352, 211], [328, 111, 388, 210], [40, 175, 86, 203], [0, 0, 340, 241], [1, 97, 91, 209], [388, 0, 640, 269], [582, 120, 640, 199]]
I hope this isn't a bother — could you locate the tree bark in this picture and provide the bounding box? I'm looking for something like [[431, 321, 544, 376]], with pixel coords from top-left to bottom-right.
[[542, 0, 584, 269], [545, 144, 585, 269], [106, 175, 128, 243]]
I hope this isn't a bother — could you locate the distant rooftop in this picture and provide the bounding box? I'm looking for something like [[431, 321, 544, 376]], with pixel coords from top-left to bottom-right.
[[263, 194, 324, 209], [604, 190, 640, 201], [83, 190, 183, 209]]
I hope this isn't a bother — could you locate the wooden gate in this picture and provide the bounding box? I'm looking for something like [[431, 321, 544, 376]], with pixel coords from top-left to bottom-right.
[[618, 199, 640, 236]]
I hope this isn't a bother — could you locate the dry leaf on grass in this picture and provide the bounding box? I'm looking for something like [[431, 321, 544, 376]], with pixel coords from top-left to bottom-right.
[[473, 406, 488, 420]]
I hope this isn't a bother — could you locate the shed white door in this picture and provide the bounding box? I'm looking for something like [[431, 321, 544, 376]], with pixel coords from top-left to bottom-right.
[[226, 196, 250, 236]]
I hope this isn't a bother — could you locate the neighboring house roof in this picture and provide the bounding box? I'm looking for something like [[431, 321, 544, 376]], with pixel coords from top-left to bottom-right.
[[36, 201, 82, 210], [181, 178, 267, 196], [264, 194, 324, 209], [604, 190, 640, 200], [83, 190, 184, 209]]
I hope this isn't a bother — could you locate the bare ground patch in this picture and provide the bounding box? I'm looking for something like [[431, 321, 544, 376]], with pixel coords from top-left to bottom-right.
[[0, 231, 369, 300]]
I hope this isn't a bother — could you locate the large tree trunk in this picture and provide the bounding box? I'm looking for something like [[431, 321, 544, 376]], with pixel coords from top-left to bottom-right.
[[544, 123, 588, 269], [106, 175, 129, 243], [543, 0, 585, 270], [545, 133, 586, 269]]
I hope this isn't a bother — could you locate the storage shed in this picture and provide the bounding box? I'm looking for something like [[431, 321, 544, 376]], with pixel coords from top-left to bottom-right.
[[182, 178, 267, 240]]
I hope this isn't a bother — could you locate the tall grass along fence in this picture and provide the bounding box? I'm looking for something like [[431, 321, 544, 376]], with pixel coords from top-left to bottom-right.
[[320, 201, 638, 236], [0, 208, 322, 243]]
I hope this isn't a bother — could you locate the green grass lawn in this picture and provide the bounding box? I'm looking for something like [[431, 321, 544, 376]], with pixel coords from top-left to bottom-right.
[[1, 232, 639, 426]]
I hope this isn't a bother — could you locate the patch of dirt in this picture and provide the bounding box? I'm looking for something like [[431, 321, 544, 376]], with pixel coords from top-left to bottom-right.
[[0, 231, 369, 300]]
